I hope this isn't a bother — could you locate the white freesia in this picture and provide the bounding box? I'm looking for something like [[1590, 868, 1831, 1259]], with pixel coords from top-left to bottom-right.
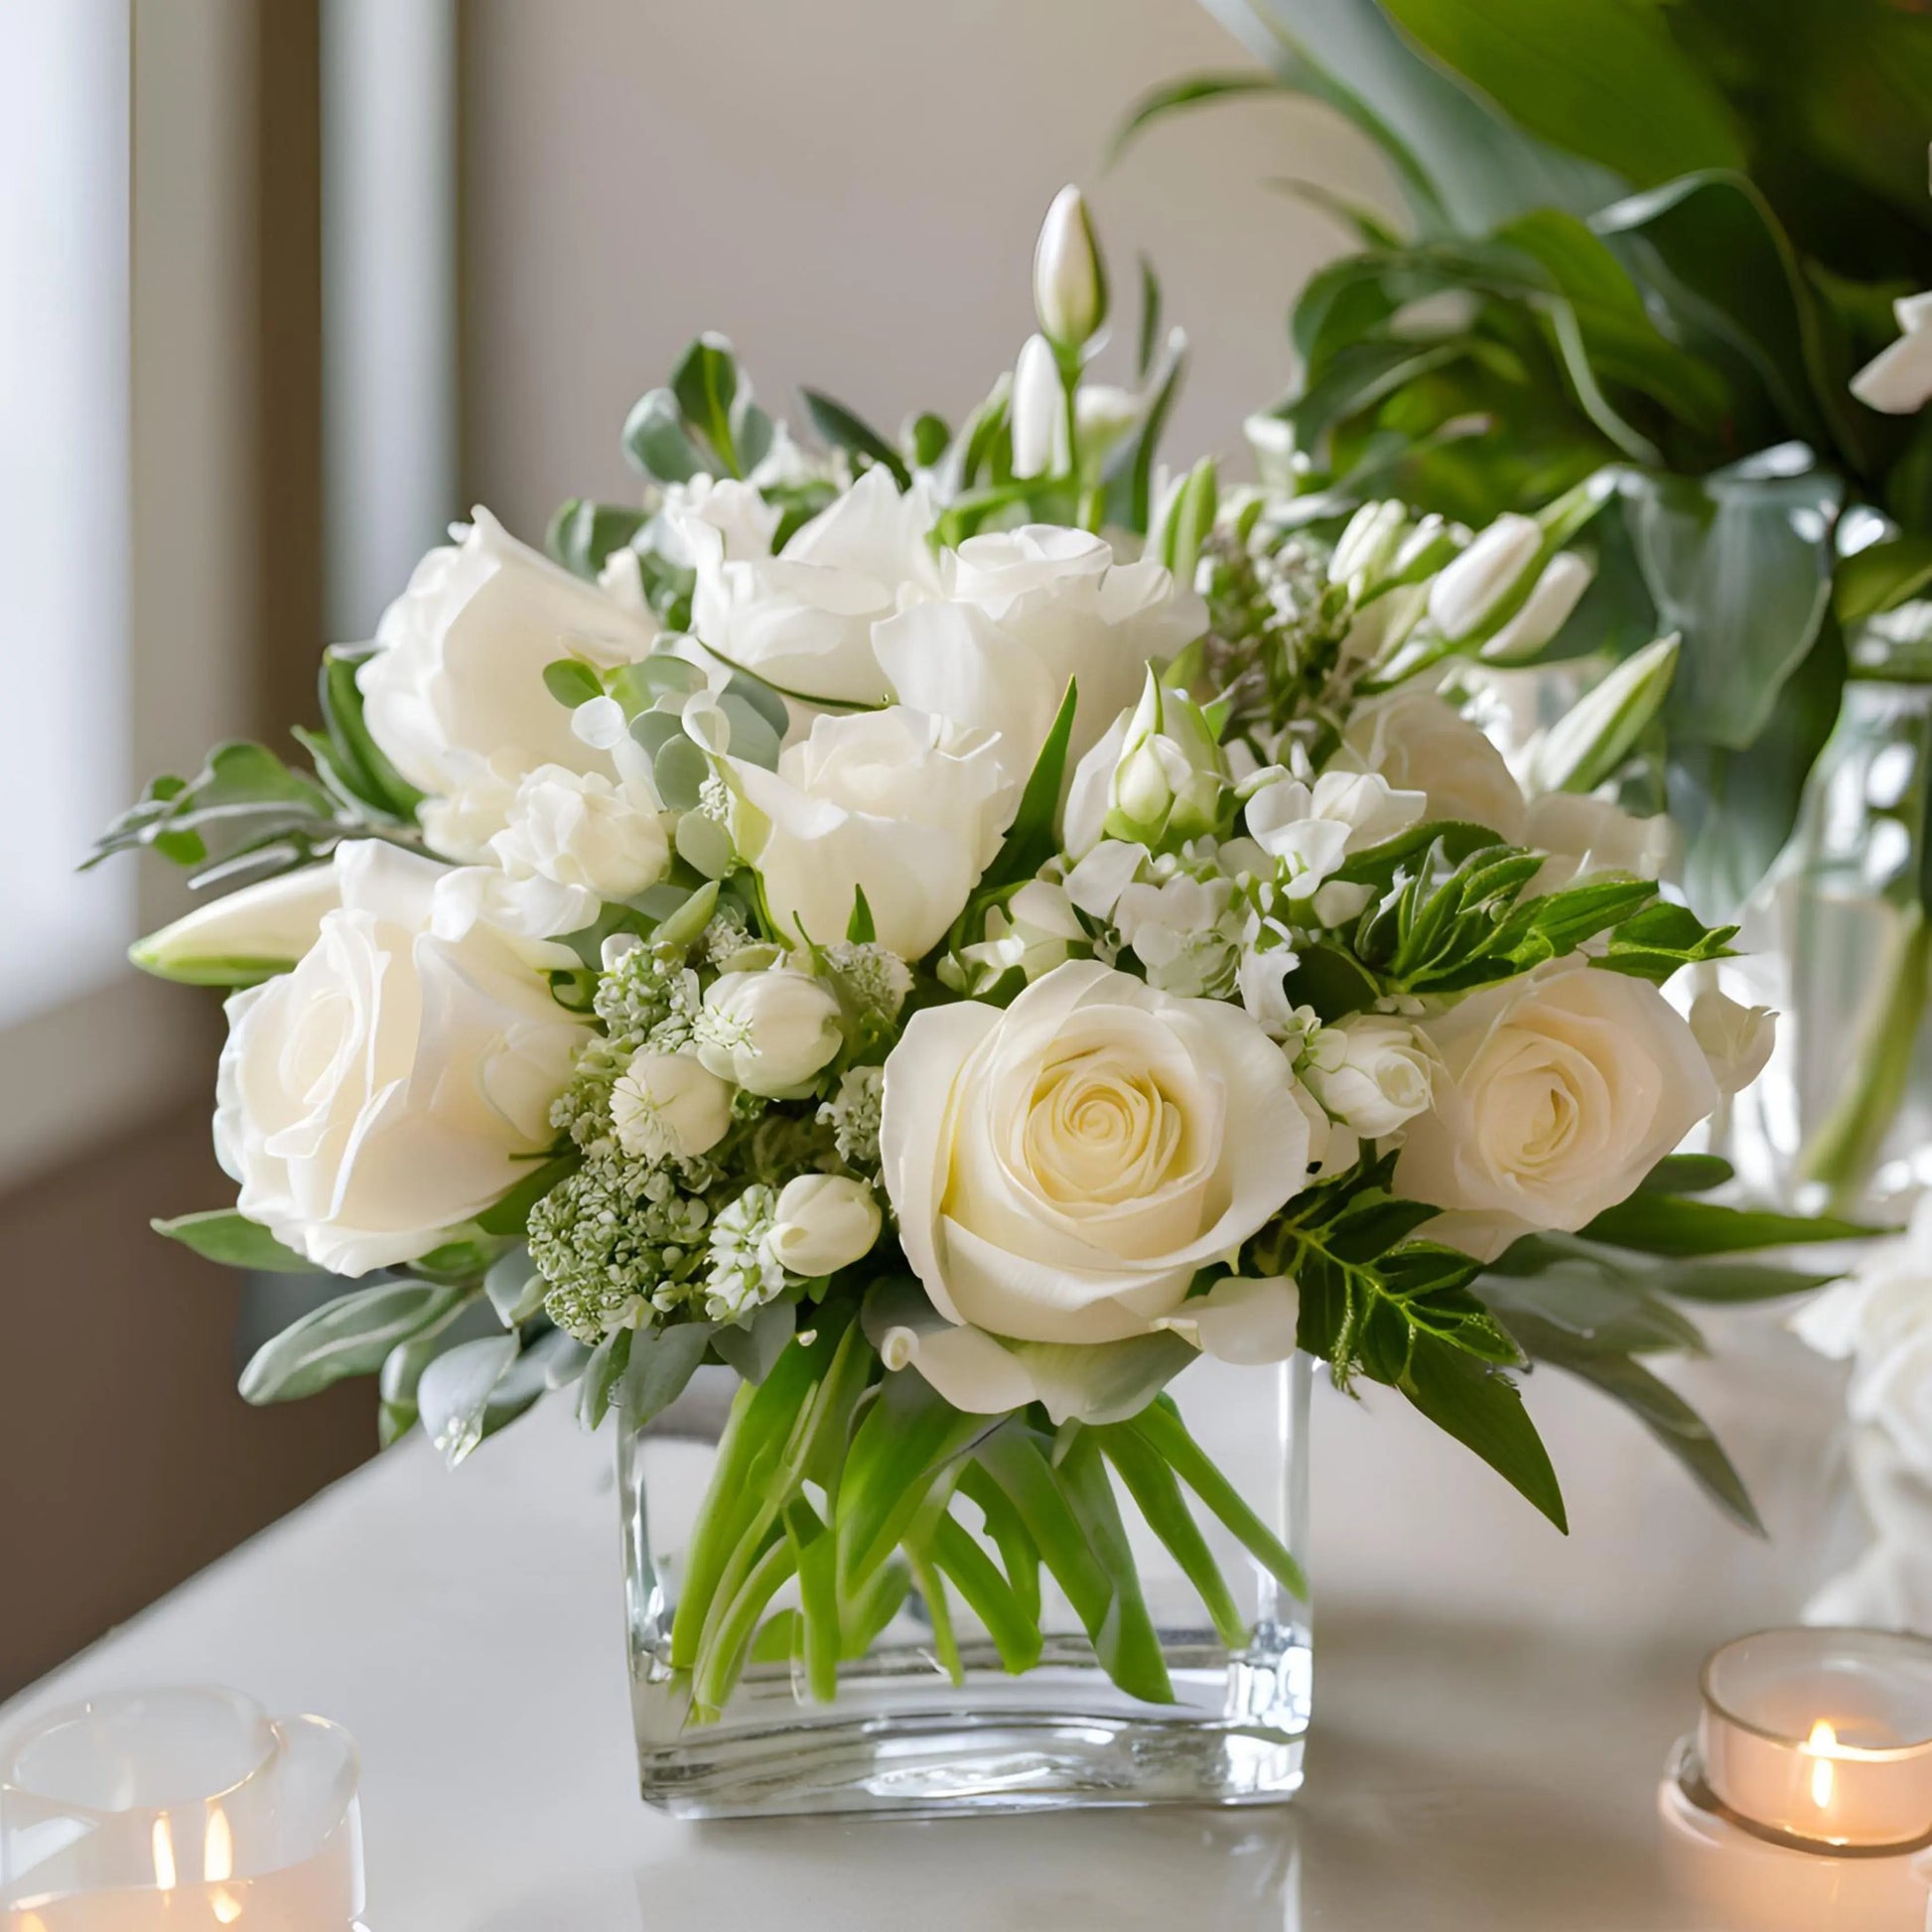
[[131, 866, 344, 985], [727, 707, 1018, 959], [1244, 768, 1426, 916], [873, 524, 1203, 787], [1689, 988, 1777, 1095], [611, 1049, 735, 1162], [1341, 686, 1529, 841], [1033, 184, 1107, 352], [1429, 513, 1541, 639], [488, 762, 671, 909], [1303, 1013, 1437, 1139], [879, 959, 1313, 1352], [213, 840, 592, 1276], [1851, 290, 1932, 416], [1396, 963, 1719, 1261], [1525, 791, 1676, 893], [356, 508, 658, 859], [686, 466, 937, 705], [767, 1173, 883, 1278], [695, 969, 844, 1097]]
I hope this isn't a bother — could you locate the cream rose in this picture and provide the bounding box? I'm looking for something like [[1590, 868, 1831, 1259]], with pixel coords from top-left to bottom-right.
[[873, 524, 1203, 784], [357, 508, 658, 859], [1395, 963, 1719, 1261], [213, 841, 592, 1276], [727, 707, 1018, 959], [1342, 686, 1528, 842], [880, 960, 1313, 1349]]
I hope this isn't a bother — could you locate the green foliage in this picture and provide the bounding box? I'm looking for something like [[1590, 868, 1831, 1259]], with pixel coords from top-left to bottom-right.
[[153, 1208, 315, 1275], [239, 1281, 472, 1405], [622, 334, 774, 484], [799, 389, 911, 489]]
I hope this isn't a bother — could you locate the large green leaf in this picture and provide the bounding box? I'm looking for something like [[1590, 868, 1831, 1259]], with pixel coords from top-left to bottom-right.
[[1398, 1330, 1568, 1531], [1374, 0, 1743, 190], [239, 1281, 471, 1404]]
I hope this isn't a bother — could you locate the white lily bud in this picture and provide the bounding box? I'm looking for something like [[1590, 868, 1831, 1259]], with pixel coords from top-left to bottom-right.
[[1428, 513, 1542, 640], [766, 1173, 883, 1277], [1033, 185, 1108, 354], [1689, 990, 1777, 1095], [611, 1049, 735, 1162], [1479, 551, 1594, 663], [1530, 633, 1680, 795], [129, 865, 340, 985], [1010, 333, 1062, 481]]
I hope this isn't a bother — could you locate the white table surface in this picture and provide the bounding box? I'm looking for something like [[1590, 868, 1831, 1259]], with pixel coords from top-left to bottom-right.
[[2, 1315, 1863, 1930]]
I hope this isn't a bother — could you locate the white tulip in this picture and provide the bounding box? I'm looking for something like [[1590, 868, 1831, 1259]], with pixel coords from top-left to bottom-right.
[[685, 466, 938, 706], [1479, 551, 1593, 663], [1396, 962, 1719, 1260], [873, 524, 1203, 793], [1341, 686, 1529, 842], [727, 707, 1018, 960], [766, 1173, 883, 1277], [131, 865, 343, 985], [879, 959, 1313, 1346], [1689, 989, 1777, 1095], [1428, 513, 1542, 640], [1328, 500, 1407, 592], [1851, 292, 1932, 415], [611, 1049, 735, 1162], [1303, 1013, 1437, 1139], [1033, 184, 1107, 353], [695, 968, 844, 1097], [356, 508, 658, 859], [488, 762, 670, 903], [1010, 333, 1063, 481], [213, 840, 593, 1276]]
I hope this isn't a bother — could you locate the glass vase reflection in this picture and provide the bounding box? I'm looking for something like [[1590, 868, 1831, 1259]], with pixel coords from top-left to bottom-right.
[[619, 1354, 1312, 1820]]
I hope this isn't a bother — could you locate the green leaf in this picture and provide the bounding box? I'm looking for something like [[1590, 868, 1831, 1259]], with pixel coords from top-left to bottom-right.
[[545, 498, 648, 582], [619, 1321, 716, 1430], [670, 334, 743, 476], [1591, 900, 1735, 984], [476, 1155, 579, 1237], [836, 1368, 990, 1587], [1109, 70, 1288, 164], [907, 411, 951, 470], [575, 1327, 632, 1432], [239, 1281, 470, 1404], [928, 1512, 1043, 1675], [785, 1496, 843, 1702], [1638, 1154, 1734, 1196], [846, 885, 876, 945], [483, 1246, 547, 1327], [800, 389, 911, 489], [1397, 1331, 1568, 1532], [1838, 534, 1932, 623], [974, 680, 1079, 898], [1054, 1430, 1174, 1704], [541, 658, 605, 710], [319, 647, 424, 821], [622, 387, 706, 483], [154, 1208, 315, 1275], [1097, 1424, 1247, 1649], [1579, 1193, 1882, 1257]]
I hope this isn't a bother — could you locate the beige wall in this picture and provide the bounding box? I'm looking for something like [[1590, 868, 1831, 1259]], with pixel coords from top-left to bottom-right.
[[461, 0, 1395, 534]]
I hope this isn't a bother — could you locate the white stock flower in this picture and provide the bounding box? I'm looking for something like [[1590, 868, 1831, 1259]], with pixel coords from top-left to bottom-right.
[[213, 841, 592, 1276], [1395, 963, 1719, 1261], [1303, 1013, 1437, 1139], [873, 524, 1203, 788], [1111, 872, 1245, 998], [879, 959, 1313, 1348], [686, 466, 937, 705], [357, 508, 658, 859], [1689, 989, 1777, 1096], [1341, 687, 1529, 842], [488, 762, 670, 910], [1525, 791, 1676, 894], [727, 707, 1018, 959], [696, 968, 843, 1097], [767, 1173, 883, 1278], [611, 1049, 735, 1162], [1244, 768, 1426, 913]]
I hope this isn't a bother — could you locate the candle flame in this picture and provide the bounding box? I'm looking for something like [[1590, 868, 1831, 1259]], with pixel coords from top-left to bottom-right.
[[210, 1885, 246, 1924], [151, 1813, 179, 1890], [206, 1801, 235, 1881], [1805, 1719, 1839, 1809]]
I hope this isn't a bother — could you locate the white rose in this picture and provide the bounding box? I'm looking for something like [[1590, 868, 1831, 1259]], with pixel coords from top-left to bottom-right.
[[488, 762, 670, 905], [727, 707, 1018, 959], [611, 1049, 734, 1162], [1342, 687, 1529, 842], [1304, 1013, 1437, 1139], [1395, 962, 1719, 1260], [767, 1173, 883, 1277], [879, 959, 1313, 1348], [695, 968, 844, 1097], [686, 466, 937, 705], [873, 524, 1203, 787], [356, 508, 659, 859], [1525, 790, 1676, 894], [1689, 988, 1777, 1095], [213, 841, 592, 1276]]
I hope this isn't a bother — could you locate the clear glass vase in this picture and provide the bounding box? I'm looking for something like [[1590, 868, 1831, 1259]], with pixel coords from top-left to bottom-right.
[[618, 1353, 1313, 1820], [1722, 641, 1932, 1213]]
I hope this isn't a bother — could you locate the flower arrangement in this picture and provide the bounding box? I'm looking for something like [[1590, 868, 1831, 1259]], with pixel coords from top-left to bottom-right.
[[102, 191, 1858, 1728]]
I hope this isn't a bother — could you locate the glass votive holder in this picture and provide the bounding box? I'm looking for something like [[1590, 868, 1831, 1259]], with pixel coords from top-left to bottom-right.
[[0, 1686, 366, 1930], [1660, 1627, 1932, 1932]]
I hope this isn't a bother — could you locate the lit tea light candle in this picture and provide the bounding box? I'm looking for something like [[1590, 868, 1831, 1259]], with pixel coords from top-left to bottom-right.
[[1661, 1627, 1932, 1931], [0, 1687, 367, 1930]]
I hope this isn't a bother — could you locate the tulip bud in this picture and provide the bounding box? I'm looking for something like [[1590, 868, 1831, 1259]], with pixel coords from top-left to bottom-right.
[[1428, 513, 1542, 640], [1529, 633, 1680, 795], [129, 865, 340, 986], [1328, 501, 1406, 592], [1479, 551, 1594, 664], [1033, 185, 1108, 354], [766, 1173, 883, 1277], [1103, 666, 1226, 848], [1010, 332, 1062, 481]]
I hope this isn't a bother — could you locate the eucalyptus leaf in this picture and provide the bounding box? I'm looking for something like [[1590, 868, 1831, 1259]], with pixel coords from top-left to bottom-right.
[[619, 1321, 716, 1430], [711, 1301, 797, 1384], [154, 1209, 315, 1275], [416, 1334, 520, 1466], [239, 1282, 470, 1404]]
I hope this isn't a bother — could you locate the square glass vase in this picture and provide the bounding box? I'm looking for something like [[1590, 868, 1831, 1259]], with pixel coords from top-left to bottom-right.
[[618, 1352, 1313, 1820]]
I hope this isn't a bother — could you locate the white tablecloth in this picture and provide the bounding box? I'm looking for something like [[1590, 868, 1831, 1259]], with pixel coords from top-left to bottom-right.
[[2, 1314, 1859, 1929]]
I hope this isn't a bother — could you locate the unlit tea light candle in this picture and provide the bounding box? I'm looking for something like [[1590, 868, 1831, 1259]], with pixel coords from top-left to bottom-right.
[[0, 1688, 366, 1930], [1661, 1627, 1932, 1930]]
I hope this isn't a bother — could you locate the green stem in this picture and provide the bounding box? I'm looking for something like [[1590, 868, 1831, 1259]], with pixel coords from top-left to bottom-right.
[[692, 1536, 797, 1719], [908, 1548, 963, 1686], [785, 1498, 841, 1704], [928, 1513, 1042, 1674], [956, 1462, 1040, 1622]]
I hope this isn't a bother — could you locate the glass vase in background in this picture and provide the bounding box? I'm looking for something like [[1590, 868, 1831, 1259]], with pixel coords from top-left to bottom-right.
[[618, 1354, 1313, 1820], [1722, 618, 1932, 1214]]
